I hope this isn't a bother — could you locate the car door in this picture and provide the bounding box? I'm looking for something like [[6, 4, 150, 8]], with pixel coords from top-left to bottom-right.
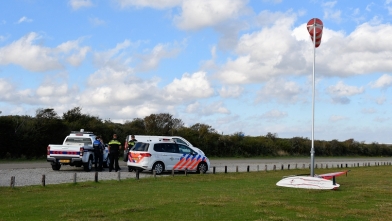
[[153, 143, 180, 171], [173, 144, 199, 171]]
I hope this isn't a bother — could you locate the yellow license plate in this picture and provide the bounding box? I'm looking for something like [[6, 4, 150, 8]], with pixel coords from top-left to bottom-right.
[[59, 160, 70, 163]]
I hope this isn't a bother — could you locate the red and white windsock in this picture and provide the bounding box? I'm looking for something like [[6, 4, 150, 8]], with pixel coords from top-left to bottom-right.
[[307, 18, 323, 48]]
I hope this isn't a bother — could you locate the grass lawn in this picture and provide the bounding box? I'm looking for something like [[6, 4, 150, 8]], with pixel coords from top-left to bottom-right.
[[1, 166, 391, 221]]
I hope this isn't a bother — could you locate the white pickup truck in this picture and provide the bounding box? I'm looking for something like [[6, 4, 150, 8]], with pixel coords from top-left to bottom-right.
[[46, 129, 109, 171]]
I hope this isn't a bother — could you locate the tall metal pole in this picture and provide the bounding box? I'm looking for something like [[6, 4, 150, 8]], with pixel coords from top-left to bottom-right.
[[310, 18, 316, 177]]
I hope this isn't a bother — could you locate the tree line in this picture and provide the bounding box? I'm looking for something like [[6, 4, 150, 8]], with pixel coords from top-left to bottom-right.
[[0, 107, 391, 159]]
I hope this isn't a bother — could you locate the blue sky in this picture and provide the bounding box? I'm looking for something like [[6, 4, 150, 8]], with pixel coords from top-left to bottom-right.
[[1, 0, 392, 143]]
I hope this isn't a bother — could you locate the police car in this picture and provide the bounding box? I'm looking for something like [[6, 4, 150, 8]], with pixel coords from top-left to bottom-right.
[[126, 139, 210, 175]]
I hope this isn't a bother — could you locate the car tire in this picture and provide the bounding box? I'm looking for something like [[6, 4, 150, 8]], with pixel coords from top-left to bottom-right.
[[84, 157, 93, 172], [51, 163, 61, 171], [152, 162, 164, 175], [128, 166, 134, 172], [197, 162, 208, 174]]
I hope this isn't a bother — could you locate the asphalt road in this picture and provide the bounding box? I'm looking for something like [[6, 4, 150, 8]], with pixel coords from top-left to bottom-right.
[[1, 157, 390, 170]]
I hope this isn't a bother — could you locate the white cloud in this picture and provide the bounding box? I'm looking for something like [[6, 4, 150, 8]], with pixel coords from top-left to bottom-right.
[[219, 86, 244, 98], [326, 81, 364, 97], [89, 17, 106, 26], [257, 78, 305, 103], [329, 115, 347, 122], [174, 0, 248, 30], [0, 33, 90, 72], [369, 74, 392, 89], [69, 0, 93, 10], [261, 109, 287, 120], [136, 43, 181, 72], [164, 71, 214, 102], [17, 16, 33, 24], [116, 0, 182, 9]]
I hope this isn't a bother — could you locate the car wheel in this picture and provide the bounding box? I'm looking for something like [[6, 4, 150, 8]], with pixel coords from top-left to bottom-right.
[[152, 162, 164, 175], [51, 163, 61, 171], [128, 166, 134, 172], [197, 162, 208, 174], [84, 157, 93, 172]]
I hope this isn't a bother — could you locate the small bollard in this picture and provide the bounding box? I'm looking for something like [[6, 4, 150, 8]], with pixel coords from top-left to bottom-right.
[[225, 166, 227, 173], [117, 171, 121, 181], [10, 176, 15, 188], [315, 164, 318, 169], [326, 164, 328, 169], [302, 164, 305, 169], [42, 174, 46, 186], [153, 170, 156, 178], [213, 166, 216, 174], [236, 166, 238, 173], [273, 165, 276, 171], [346, 164, 348, 168], [136, 170, 140, 180], [288, 164, 290, 170], [73, 173, 77, 184], [172, 169, 175, 176], [295, 164, 297, 169], [321, 164, 323, 169], [257, 165, 259, 172], [265, 165, 267, 172], [185, 168, 188, 176], [281, 165, 284, 170], [341, 164, 343, 168], [247, 165, 250, 172], [95, 172, 98, 182]]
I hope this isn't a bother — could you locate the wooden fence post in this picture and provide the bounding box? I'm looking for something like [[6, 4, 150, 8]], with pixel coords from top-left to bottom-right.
[[42, 175, 46, 186]]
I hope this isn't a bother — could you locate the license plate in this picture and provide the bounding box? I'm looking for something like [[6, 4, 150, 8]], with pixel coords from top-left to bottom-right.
[[59, 160, 70, 163]]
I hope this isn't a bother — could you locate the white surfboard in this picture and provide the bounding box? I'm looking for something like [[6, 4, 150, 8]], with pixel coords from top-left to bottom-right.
[[276, 176, 340, 190]]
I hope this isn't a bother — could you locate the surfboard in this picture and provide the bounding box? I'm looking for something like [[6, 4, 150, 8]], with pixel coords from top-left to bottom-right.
[[276, 176, 340, 190]]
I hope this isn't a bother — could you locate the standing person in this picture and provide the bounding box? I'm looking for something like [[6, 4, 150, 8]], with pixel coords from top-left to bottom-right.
[[108, 133, 122, 172], [93, 136, 104, 171], [123, 135, 137, 162]]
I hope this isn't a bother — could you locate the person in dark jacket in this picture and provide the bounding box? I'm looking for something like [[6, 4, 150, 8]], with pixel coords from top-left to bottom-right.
[[123, 135, 137, 162], [108, 134, 122, 172], [93, 136, 104, 171]]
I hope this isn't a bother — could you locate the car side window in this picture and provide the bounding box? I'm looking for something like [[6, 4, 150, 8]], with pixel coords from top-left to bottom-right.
[[173, 138, 187, 146], [178, 144, 192, 154]]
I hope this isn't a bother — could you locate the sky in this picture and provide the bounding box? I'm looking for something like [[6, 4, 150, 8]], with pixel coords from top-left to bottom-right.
[[1, 0, 392, 144]]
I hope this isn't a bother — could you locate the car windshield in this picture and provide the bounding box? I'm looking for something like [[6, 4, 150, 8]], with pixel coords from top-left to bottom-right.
[[65, 137, 92, 145], [132, 142, 149, 151]]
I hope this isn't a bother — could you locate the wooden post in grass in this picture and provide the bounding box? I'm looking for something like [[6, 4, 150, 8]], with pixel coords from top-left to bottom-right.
[[281, 165, 284, 170], [42, 175, 46, 186], [321, 164, 323, 169], [185, 168, 188, 176], [153, 170, 156, 178], [136, 170, 139, 180], [10, 176, 15, 188], [213, 166, 216, 174], [326, 164, 328, 169], [225, 166, 227, 173], [257, 165, 259, 172], [273, 165, 276, 171], [295, 164, 297, 169], [236, 166, 238, 172], [73, 173, 77, 184], [117, 171, 121, 181], [95, 172, 98, 182], [288, 164, 290, 170], [247, 165, 250, 172]]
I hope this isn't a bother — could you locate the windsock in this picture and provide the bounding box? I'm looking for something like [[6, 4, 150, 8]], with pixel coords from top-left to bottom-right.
[[307, 18, 323, 48]]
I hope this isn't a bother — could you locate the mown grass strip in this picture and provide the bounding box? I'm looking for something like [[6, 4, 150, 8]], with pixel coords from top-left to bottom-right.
[[1, 166, 392, 221]]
